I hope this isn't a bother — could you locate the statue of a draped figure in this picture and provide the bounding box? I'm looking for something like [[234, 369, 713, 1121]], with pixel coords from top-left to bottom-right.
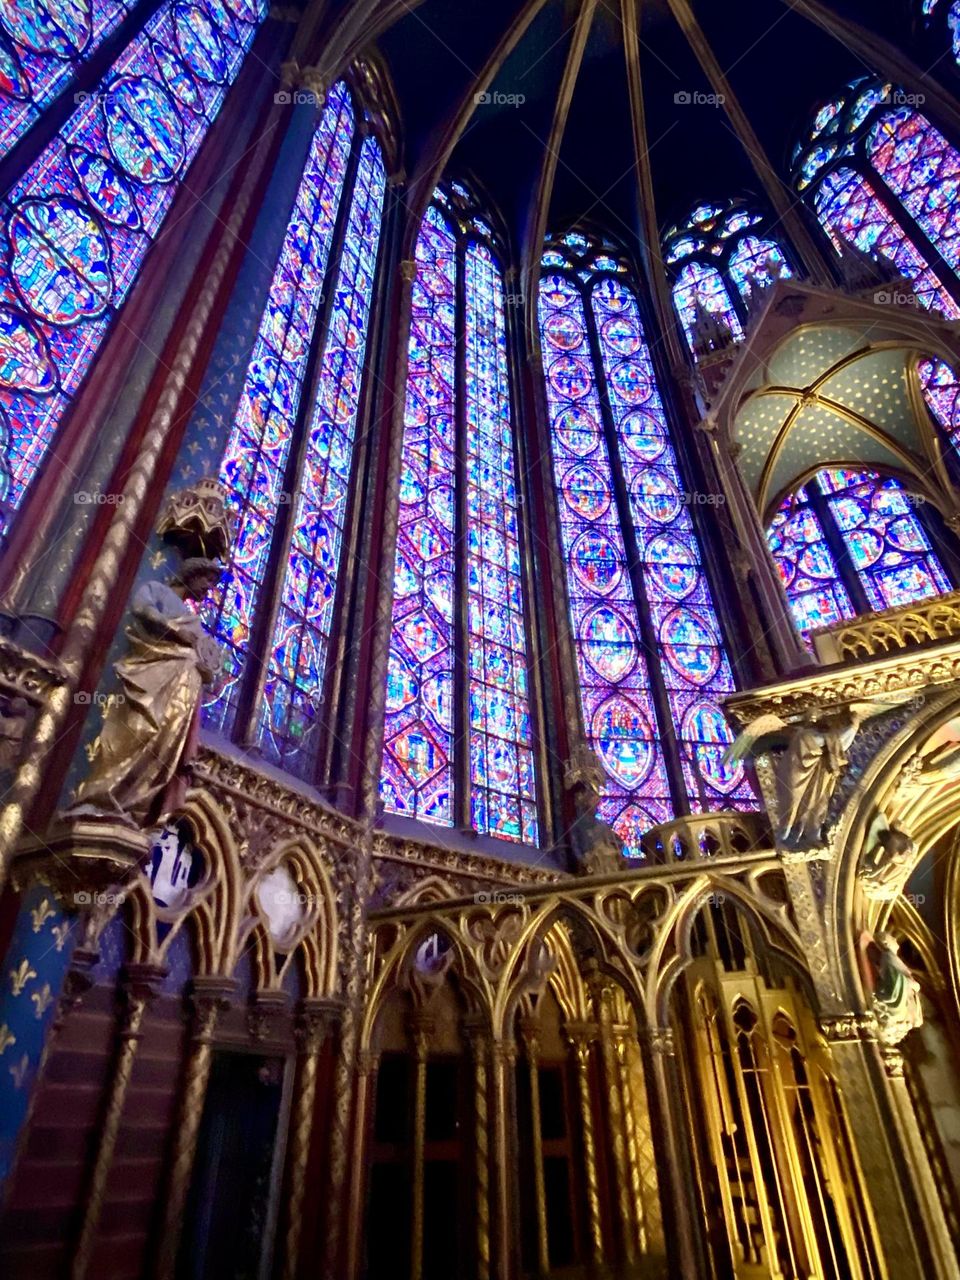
[[72, 558, 223, 828], [865, 931, 924, 1044]]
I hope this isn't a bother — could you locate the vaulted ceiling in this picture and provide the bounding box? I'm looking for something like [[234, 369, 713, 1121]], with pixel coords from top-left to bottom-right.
[[316, 0, 948, 269]]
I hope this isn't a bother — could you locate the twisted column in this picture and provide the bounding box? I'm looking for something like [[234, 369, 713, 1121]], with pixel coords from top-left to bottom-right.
[[520, 1018, 549, 1274], [410, 1014, 433, 1280], [281, 1000, 339, 1280], [153, 978, 235, 1280], [465, 1022, 491, 1280], [566, 1025, 603, 1264], [490, 1038, 517, 1280], [614, 1028, 647, 1254]]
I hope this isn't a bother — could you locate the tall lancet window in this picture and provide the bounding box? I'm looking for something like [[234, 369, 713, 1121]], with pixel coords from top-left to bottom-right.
[[663, 200, 793, 352], [539, 231, 754, 857], [380, 183, 539, 844], [0, 0, 267, 545], [202, 80, 388, 778], [768, 469, 953, 638], [794, 78, 960, 318]]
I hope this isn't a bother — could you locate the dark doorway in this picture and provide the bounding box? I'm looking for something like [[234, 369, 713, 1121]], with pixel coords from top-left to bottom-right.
[[177, 1050, 289, 1280]]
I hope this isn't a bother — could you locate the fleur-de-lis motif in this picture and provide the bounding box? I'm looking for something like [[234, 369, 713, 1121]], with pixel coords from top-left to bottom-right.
[[51, 922, 70, 953], [30, 984, 52, 1019], [10, 959, 36, 996], [9, 1053, 29, 1089], [0, 1023, 15, 1055], [30, 898, 55, 934]]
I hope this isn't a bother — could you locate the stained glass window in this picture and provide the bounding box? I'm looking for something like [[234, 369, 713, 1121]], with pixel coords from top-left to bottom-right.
[[381, 187, 539, 844], [0, 0, 138, 159], [664, 199, 791, 352], [202, 81, 388, 783], [767, 469, 951, 635], [204, 82, 355, 737], [540, 231, 753, 857], [813, 167, 959, 316], [917, 356, 960, 454], [920, 0, 960, 63], [0, 0, 266, 544], [796, 79, 960, 318], [673, 262, 742, 352]]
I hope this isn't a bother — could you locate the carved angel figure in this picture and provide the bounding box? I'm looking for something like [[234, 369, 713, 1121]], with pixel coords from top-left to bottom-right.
[[72, 559, 223, 828], [725, 695, 915, 851]]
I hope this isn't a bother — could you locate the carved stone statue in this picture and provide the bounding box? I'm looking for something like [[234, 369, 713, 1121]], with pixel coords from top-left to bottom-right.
[[860, 823, 915, 900], [71, 558, 223, 828], [864, 931, 924, 1045], [564, 744, 625, 874]]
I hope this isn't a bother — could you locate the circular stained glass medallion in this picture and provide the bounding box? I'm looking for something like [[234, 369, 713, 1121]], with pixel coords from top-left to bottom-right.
[[386, 649, 417, 712], [0, 306, 57, 393], [633, 468, 682, 523], [543, 310, 583, 352], [619, 409, 665, 462], [548, 354, 592, 401], [601, 313, 641, 355], [591, 695, 654, 789], [843, 526, 884, 569], [151, 40, 202, 111], [174, 3, 228, 83], [682, 700, 742, 792], [571, 530, 621, 596], [561, 464, 610, 520], [10, 197, 112, 325], [105, 77, 186, 183], [1, 0, 90, 57], [608, 359, 652, 406], [68, 148, 141, 229], [553, 405, 598, 457], [646, 533, 699, 600], [660, 609, 720, 685], [581, 606, 638, 682]]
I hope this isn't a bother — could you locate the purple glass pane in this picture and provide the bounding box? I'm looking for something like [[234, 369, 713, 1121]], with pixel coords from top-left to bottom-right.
[[381, 206, 457, 826], [0, 0, 264, 540], [203, 82, 353, 734], [465, 240, 538, 844], [540, 271, 671, 855], [591, 277, 754, 816], [256, 134, 386, 774]]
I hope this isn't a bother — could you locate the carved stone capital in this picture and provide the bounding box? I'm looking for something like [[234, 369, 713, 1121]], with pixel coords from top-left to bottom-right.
[[187, 977, 237, 1040], [645, 1026, 677, 1057], [295, 997, 341, 1055], [819, 1013, 878, 1043], [247, 990, 291, 1043]]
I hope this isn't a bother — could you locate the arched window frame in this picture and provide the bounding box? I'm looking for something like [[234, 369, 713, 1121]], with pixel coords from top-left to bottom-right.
[[379, 181, 544, 845], [662, 198, 797, 351], [765, 464, 956, 638], [793, 76, 960, 317], [0, 0, 270, 550], [201, 75, 394, 782], [539, 229, 756, 856]]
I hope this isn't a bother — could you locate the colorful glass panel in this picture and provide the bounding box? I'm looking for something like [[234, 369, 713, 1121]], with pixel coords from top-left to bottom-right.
[[820, 468, 951, 611], [813, 167, 960, 317], [917, 356, 960, 453], [673, 261, 743, 351], [728, 235, 792, 305], [869, 110, 960, 279], [202, 83, 353, 734], [256, 134, 386, 773], [766, 491, 856, 636], [0, 0, 265, 542], [540, 271, 671, 853], [381, 206, 457, 825], [464, 240, 537, 844], [0, 0, 139, 160], [590, 277, 750, 815]]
